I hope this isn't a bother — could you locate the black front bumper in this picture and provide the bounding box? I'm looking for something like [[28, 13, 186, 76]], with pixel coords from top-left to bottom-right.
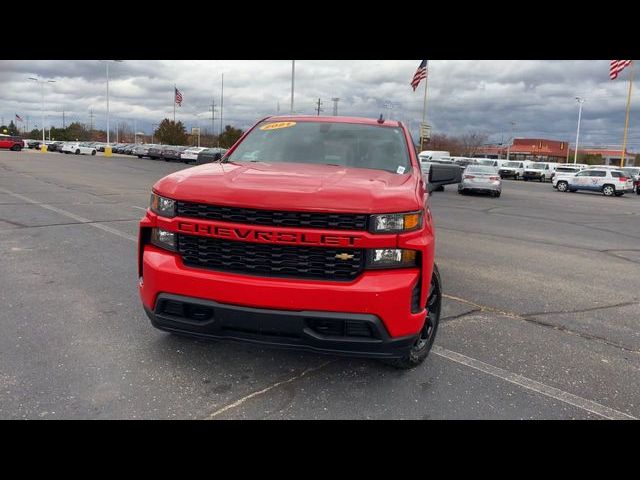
[[145, 293, 417, 359]]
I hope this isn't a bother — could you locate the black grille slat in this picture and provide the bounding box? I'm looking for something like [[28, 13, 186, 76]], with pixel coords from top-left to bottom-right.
[[176, 201, 367, 231], [177, 234, 364, 281]]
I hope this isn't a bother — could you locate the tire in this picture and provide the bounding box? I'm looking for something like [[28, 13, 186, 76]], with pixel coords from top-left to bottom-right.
[[495, 191, 501, 198], [514, 173, 519, 180], [75, 149, 80, 155], [458, 188, 464, 195], [91, 150, 96, 156], [602, 184, 615, 197], [637, 188, 640, 195], [382, 264, 442, 370], [138, 155, 143, 159], [10, 145, 21, 151], [557, 181, 568, 192]]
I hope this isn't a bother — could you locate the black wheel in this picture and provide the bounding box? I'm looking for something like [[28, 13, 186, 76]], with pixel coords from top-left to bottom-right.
[[457, 188, 464, 195], [636, 188, 640, 195], [382, 264, 441, 370], [557, 181, 568, 192], [91, 150, 96, 156], [10, 145, 21, 151], [602, 184, 615, 197], [495, 191, 501, 198], [138, 155, 143, 158], [75, 149, 80, 155], [514, 173, 519, 180]]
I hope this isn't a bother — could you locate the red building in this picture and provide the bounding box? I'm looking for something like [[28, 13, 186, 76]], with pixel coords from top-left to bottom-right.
[[477, 139, 570, 162], [477, 139, 636, 166]]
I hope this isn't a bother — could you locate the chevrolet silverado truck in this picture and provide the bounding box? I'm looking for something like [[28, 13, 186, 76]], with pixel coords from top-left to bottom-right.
[[138, 116, 461, 368]]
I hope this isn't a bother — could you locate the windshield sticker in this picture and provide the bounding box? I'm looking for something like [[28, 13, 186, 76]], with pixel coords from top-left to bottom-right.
[[396, 166, 406, 174], [260, 122, 297, 131]]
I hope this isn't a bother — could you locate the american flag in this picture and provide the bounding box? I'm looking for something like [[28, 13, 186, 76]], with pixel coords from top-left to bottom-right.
[[15, 114, 23, 122], [175, 87, 183, 106], [411, 60, 428, 91], [610, 60, 632, 80]]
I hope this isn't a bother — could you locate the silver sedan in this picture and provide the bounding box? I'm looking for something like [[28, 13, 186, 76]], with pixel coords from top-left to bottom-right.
[[458, 166, 502, 197]]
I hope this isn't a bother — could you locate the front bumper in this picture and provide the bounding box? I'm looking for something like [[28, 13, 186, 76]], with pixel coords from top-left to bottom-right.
[[145, 293, 417, 358]]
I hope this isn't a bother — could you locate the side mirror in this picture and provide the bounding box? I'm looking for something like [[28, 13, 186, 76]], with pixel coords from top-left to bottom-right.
[[428, 164, 463, 192]]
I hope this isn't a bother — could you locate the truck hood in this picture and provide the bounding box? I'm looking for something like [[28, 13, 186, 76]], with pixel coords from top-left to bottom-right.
[[153, 161, 419, 214]]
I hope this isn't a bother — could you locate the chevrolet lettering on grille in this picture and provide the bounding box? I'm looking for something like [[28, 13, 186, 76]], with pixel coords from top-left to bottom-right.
[[177, 221, 363, 247]]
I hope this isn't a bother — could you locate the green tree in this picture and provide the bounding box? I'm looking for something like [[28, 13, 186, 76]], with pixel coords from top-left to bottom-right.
[[218, 125, 244, 148], [153, 119, 188, 145], [7, 121, 19, 136]]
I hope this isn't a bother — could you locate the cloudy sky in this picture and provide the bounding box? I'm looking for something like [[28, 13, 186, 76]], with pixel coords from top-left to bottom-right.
[[1, 60, 638, 149]]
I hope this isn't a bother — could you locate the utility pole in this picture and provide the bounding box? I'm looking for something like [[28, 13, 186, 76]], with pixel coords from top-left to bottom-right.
[[331, 97, 340, 116], [290, 60, 296, 114], [219, 73, 224, 150], [63, 106, 66, 128], [210, 99, 217, 145], [315, 98, 323, 116], [89, 108, 94, 133]]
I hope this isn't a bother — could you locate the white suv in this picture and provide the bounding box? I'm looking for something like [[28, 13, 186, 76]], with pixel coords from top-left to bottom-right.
[[555, 168, 634, 196], [552, 165, 583, 187]]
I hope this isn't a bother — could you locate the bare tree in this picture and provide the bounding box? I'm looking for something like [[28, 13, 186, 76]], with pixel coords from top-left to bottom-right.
[[458, 132, 489, 157]]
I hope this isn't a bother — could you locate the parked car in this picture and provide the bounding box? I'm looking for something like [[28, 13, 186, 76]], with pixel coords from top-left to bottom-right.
[[621, 167, 640, 194], [195, 147, 228, 164], [61, 142, 97, 155], [161, 146, 189, 162], [133, 144, 155, 158], [47, 141, 65, 152], [27, 140, 42, 149], [418, 150, 450, 162], [0, 134, 24, 151], [180, 147, 208, 163], [147, 146, 165, 160], [458, 165, 502, 197], [498, 161, 528, 180], [551, 165, 583, 187], [523, 162, 558, 182], [555, 168, 633, 196], [449, 157, 478, 167]]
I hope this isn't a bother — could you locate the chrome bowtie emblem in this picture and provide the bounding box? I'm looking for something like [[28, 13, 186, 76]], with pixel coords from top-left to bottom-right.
[[335, 253, 354, 261]]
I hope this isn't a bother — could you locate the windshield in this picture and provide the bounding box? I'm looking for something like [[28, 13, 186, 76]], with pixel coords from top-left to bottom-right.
[[226, 120, 411, 174], [529, 163, 547, 170], [504, 162, 521, 168], [477, 160, 496, 166], [466, 166, 498, 174], [557, 167, 578, 172]]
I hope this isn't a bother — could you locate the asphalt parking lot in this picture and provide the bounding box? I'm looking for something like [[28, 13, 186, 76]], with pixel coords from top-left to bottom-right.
[[1, 149, 639, 419]]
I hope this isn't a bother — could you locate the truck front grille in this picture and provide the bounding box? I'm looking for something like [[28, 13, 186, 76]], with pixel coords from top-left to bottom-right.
[[177, 234, 364, 281], [176, 201, 368, 231]]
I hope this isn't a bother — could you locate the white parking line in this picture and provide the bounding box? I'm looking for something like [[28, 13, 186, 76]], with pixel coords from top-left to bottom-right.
[[0, 187, 137, 243], [432, 345, 636, 420], [206, 360, 334, 419]]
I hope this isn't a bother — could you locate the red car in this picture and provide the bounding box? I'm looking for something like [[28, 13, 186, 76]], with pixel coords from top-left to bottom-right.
[[138, 116, 459, 368], [0, 134, 23, 151]]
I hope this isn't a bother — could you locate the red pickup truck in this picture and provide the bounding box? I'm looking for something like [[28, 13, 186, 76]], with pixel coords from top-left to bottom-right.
[[138, 116, 460, 368], [0, 134, 23, 151]]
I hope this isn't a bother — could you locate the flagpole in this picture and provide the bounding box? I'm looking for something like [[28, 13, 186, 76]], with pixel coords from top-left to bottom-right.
[[173, 84, 176, 123], [421, 64, 429, 151], [620, 61, 634, 168]]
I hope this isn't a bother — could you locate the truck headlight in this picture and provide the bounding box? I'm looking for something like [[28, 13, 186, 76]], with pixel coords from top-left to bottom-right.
[[365, 249, 418, 269], [150, 192, 176, 217], [370, 212, 422, 233], [150, 228, 176, 252]]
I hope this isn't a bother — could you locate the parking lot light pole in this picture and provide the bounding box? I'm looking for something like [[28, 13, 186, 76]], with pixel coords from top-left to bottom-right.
[[574, 97, 585, 164], [506, 121, 515, 161], [28, 77, 56, 150]]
